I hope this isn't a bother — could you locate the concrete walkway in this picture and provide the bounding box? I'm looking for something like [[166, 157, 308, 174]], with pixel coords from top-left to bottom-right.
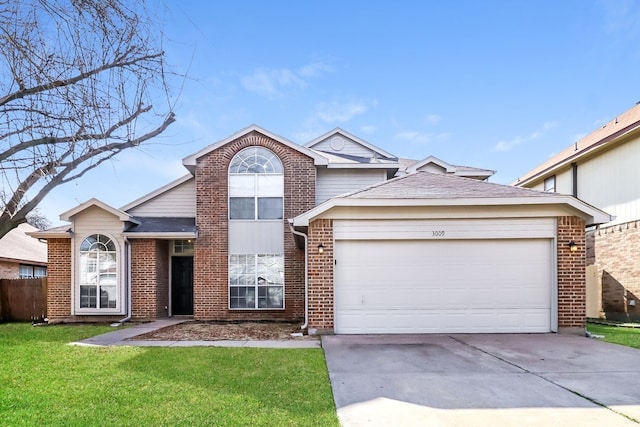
[[71, 319, 321, 348]]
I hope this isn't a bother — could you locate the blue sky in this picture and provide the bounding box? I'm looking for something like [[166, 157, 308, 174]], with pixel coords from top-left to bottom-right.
[[40, 0, 640, 224]]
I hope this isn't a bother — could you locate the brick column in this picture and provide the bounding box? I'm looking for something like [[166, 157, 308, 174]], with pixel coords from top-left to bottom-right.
[[130, 239, 169, 320], [557, 216, 586, 334], [307, 218, 334, 333], [46, 238, 72, 322]]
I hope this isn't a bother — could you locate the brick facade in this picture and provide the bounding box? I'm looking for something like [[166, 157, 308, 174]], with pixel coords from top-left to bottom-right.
[[193, 130, 315, 321], [587, 220, 640, 321], [0, 260, 18, 279], [307, 219, 334, 332], [306, 216, 589, 334], [46, 238, 72, 322], [557, 216, 587, 331], [130, 239, 169, 320]]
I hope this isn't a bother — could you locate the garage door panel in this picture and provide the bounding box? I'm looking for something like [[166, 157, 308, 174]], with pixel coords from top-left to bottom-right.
[[335, 239, 553, 334]]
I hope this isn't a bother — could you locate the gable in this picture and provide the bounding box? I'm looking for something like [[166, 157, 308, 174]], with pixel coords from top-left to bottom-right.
[[183, 125, 328, 173], [123, 176, 195, 217], [306, 128, 396, 160]]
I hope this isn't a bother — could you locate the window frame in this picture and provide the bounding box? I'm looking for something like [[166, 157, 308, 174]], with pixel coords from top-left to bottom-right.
[[228, 253, 285, 310], [18, 264, 47, 279], [228, 147, 284, 221], [75, 233, 121, 314], [544, 175, 556, 192]]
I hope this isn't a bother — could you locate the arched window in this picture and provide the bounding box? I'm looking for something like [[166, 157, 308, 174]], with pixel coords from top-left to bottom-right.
[[229, 147, 284, 220], [228, 147, 285, 309], [78, 234, 118, 309]]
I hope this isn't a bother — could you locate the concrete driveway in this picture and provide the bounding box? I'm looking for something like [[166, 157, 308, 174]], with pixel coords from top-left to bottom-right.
[[322, 334, 640, 426]]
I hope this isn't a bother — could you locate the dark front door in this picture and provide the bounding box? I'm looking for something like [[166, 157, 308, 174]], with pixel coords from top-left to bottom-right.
[[171, 256, 193, 316]]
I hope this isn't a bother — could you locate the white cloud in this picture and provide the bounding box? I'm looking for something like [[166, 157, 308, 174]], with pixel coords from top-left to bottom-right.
[[494, 136, 525, 152], [297, 62, 334, 77], [241, 61, 333, 98], [425, 114, 442, 125], [394, 130, 450, 145], [314, 99, 368, 123], [493, 121, 557, 152], [241, 68, 304, 97], [360, 125, 377, 134]]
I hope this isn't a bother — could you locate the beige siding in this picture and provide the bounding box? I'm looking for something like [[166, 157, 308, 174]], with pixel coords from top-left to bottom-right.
[[228, 221, 284, 254], [334, 218, 556, 240], [127, 179, 196, 217], [71, 206, 126, 315], [417, 163, 447, 174], [555, 169, 573, 195], [311, 136, 377, 158], [577, 138, 640, 225], [316, 169, 387, 204]]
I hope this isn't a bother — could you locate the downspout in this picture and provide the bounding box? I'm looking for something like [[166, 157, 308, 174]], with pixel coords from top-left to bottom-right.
[[288, 222, 309, 331], [113, 237, 132, 326]]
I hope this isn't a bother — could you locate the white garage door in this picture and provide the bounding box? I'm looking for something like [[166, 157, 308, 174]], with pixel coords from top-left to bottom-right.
[[334, 239, 553, 334]]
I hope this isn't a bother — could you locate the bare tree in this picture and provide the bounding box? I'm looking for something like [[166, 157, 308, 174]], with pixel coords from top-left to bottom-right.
[[26, 208, 50, 230], [0, 0, 176, 238]]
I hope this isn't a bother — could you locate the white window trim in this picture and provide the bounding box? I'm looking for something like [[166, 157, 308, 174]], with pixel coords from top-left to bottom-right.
[[228, 254, 285, 310], [74, 233, 125, 315]]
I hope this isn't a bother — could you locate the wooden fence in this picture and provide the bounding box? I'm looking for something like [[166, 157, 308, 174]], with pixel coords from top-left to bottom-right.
[[0, 278, 47, 322]]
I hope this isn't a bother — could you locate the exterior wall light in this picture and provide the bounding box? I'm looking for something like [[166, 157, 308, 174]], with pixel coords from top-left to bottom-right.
[[318, 243, 325, 254], [567, 241, 578, 252]]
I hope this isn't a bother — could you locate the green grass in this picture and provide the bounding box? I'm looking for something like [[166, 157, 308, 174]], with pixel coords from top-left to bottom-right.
[[587, 323, 640, 349], [0, 323, 338, 427]]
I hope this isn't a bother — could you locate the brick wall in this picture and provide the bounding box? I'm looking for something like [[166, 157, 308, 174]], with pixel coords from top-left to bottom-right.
[[46, 238, 72, 321], [130, 239, 169, 320], [194, 130, 314, 321], [0, 261, 18, 279], [557, 216, 587, 330], [588, 220, 640, 321], [155, 241, 170, 318], [307, 219, 334, 332]]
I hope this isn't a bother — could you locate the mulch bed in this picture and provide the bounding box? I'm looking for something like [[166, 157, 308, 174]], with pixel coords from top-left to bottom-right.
[[130, 321, 319, 341]]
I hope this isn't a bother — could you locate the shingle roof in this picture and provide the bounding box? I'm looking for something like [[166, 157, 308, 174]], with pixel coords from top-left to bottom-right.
[[125, 217, 196, 233], [516, 103, 640, 185], [0, 223, 47, 264], [342, 171, 557, 200]]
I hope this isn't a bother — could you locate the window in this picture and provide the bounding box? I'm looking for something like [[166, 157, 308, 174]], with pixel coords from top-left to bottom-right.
[[19, 265, 46, 278], [173, 239, 194, 255], [78, 234, 118, 310], [229, 254, 284, 309], [229, 147, 284, 220], [544, 175, 556, 192]]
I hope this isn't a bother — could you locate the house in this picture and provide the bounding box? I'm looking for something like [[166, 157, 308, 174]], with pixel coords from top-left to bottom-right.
[[514, 103, 640, 321], [34, 125, 609, 334], [0, 223, 47, 279]]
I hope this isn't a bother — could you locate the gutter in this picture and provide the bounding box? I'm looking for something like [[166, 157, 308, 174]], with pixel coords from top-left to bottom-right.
[[288, 221, 309, 331], [112, 237, 132, 327]]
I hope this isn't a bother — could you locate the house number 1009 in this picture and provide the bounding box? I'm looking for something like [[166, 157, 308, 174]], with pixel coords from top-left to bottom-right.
[[432, 230, 445, 237]]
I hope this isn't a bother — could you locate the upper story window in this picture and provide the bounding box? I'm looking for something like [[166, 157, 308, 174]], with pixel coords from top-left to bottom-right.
[[544, 175, 556, 192], [78, 234, 118, 310], [229, 147, 284, 220]]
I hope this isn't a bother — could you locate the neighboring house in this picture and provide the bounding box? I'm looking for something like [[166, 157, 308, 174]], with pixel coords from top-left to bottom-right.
[[0, 223, 47, 279], [514, 103, 640, 321], [34, 125, 609, 334]]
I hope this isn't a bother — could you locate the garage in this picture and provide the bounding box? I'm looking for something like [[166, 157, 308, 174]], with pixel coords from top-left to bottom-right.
[[293, 171, 611, 335], [333, 218, 556, 334]]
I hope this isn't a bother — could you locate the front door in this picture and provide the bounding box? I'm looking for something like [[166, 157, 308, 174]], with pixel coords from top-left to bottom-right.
[[171, 256, 193, 316]]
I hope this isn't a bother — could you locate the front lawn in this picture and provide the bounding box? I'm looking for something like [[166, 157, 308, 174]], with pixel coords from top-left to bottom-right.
[[587, 322, 640, 349], [0, 323, 338, 426]]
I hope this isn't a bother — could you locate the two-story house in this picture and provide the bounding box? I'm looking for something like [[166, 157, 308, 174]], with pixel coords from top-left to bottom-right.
[[515, 103, 640, 321], [34, 125, 608, 334]]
